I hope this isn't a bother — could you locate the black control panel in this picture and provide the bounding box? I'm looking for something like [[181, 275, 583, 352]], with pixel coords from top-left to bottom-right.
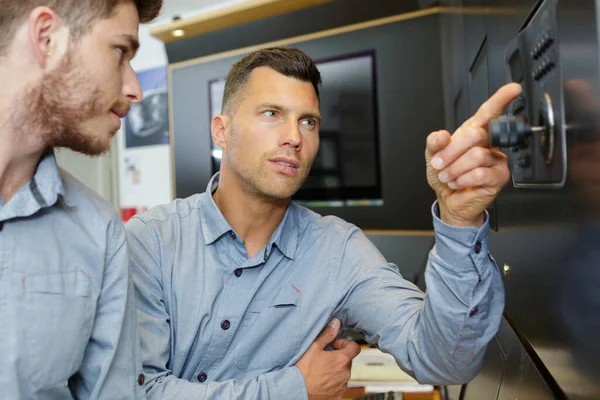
[[502, 0, 566, 188]]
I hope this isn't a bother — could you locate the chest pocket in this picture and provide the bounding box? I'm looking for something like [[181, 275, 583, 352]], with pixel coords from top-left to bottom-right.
[[17, 270, 95, 389], [235, 289, 301, 372]]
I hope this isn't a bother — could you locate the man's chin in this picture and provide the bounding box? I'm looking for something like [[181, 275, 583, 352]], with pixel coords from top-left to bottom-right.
[[262, 185, 302, 201], [51, 135, 111, 156]]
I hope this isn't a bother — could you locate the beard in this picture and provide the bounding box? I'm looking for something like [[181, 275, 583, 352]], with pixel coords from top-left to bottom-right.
[[16, 49, 122, 156]]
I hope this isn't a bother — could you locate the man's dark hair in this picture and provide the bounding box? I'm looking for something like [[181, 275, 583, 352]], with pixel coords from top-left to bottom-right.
[[0, 0, 162, 55], [222, 47, 322, 115]]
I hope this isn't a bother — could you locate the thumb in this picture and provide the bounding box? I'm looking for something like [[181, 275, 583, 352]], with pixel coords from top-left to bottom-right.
[[331, 338, 351, 350], [313, 318, 341, 349], [335, 339, 361, 360]]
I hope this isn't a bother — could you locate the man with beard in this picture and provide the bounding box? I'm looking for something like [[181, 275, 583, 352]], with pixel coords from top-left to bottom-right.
[[127, 47, 520, 399], [0, 0, 162, 398]]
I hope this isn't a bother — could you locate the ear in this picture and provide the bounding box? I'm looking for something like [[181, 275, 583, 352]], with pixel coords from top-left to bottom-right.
[[211, 114, 229, 150], [27, 7, 68, 68]]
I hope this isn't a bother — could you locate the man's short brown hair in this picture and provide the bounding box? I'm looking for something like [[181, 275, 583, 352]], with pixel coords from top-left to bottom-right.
[[0, 0, 162, 55], [222, 47, 322, 115]]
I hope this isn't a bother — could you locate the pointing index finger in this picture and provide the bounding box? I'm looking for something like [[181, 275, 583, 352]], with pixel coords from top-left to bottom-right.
[[467, 82, 522, 129]]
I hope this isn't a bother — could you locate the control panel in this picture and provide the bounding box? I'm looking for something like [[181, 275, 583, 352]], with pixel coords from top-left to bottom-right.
[[489, 0, 566, 188]]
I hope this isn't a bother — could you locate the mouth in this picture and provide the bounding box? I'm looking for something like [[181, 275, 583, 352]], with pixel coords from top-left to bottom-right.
[[111, 108, 130, 119], [269, 157, 300, 176], [110, 111, 123, 130]]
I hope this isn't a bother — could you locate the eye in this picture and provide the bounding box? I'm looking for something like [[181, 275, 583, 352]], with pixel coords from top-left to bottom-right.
[[115, 46, 128, 61], [263, 110, 277, 118], [301, 119, 316, 128]]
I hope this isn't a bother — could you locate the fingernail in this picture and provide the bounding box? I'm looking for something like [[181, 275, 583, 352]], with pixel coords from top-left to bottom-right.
[[431, 157, 444, 170], [328, 318, 340, 328], [448, 181, 458, 190], [438, 171, 449, 183]]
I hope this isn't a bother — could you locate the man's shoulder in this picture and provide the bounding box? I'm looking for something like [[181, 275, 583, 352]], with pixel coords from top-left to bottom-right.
[[59, 169, 126, 260], [293, 203, 359, 238], [60, 168, 121, 225], [132, 192, 206, 225]]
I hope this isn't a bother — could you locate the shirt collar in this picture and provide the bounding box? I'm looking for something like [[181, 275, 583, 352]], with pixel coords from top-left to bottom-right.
[[200, 172, 298, 260], [199, 173, 236, 244], [0, 152, 72, 221]]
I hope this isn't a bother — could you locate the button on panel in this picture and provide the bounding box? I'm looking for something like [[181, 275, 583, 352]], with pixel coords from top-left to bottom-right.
[[518, 155, 532, 168], [532, 29, 555, 60]]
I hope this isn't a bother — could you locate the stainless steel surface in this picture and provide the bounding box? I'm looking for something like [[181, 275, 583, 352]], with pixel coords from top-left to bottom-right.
[[440, 0, 600, 398], [504, 0, 567, 188]]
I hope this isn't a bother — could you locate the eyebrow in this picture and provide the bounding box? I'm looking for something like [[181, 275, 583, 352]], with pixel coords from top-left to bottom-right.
[[118, 34, 140, 55], [257, 103, 321, 122]]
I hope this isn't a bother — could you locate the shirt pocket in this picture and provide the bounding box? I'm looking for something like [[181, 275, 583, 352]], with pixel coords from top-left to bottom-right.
[[17, 270, 95, 389], [235, 289, 301, 372]]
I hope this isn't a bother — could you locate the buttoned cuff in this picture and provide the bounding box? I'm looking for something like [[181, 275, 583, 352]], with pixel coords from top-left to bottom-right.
[[266, 366, 308, 400], [431, 201, 491, 275]]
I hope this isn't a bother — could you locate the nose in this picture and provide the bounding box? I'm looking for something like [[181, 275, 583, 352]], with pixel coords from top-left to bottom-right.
[[123, 64, 143, 104], [279, 120, 302, 151]]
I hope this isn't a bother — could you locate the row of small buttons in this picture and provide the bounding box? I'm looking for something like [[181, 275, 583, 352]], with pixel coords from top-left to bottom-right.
[[531, 31, 554, 60], [229, 231, 246, 278], [195, 319, 233, 383], [533, 57, 556, 81], [508, 96, 526, 116], [193, 249, 240, 385]]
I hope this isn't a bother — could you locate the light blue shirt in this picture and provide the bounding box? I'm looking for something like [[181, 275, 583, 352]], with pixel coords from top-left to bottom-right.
[[127, 172, 504, 399], [0, 153, 145, 399]]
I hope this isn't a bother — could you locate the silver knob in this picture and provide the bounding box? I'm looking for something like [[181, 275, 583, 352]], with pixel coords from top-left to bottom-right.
[[503, 264, 511, 278]]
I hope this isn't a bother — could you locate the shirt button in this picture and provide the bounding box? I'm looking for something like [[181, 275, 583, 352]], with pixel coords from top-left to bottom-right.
[[221, 320, 231, 330], [198, 372, 207, 382], [234, 268, 243, 277], [469, 306, 479, 317], [137, 373, 145, 386], [474, 241, 482, 254], [229, 231, 236, 239]]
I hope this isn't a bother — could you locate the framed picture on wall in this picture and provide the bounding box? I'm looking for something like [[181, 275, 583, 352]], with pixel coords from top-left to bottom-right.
[[124, 66, 170, 148]]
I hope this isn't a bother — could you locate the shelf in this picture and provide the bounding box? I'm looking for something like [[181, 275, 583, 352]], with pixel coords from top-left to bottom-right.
[[150, 0, 337, 44]]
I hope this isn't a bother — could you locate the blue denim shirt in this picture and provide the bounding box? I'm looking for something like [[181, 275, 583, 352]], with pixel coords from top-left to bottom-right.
[[128, 173, 504, 400], [0, 153, 145, 399]]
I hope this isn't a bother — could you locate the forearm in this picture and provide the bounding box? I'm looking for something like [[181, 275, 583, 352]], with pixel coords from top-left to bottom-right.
[[144, 367, 308, 400], [336, 204, 504, 385], [388, 205, 504, 384]]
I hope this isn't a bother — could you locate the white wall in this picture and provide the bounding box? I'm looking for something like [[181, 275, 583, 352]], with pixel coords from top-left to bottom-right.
[[131, 25, 169, 71], [54, 142, 119, 206]]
